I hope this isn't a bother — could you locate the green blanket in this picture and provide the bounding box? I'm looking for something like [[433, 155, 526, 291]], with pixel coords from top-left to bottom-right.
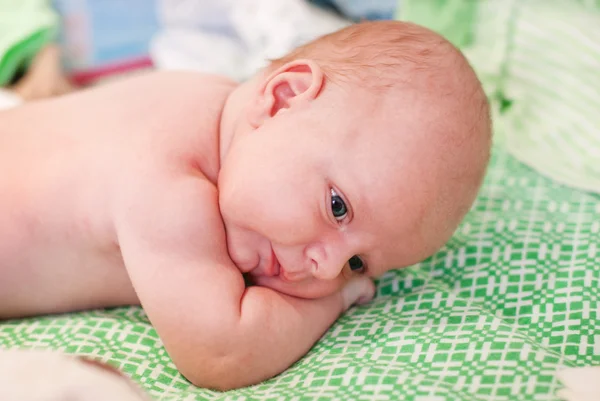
[[1, 2, 599, 399], [399, 0, 600, 194], [1, 146, 598, 400]]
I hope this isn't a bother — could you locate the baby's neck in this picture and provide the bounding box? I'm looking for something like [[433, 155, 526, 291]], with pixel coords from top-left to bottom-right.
[[218, 73, 263, 166]]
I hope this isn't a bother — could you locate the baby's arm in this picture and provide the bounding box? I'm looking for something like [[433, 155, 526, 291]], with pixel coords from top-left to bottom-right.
[[116, 176, 373, 390]]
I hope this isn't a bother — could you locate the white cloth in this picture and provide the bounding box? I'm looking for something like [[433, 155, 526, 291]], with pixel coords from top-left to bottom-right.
[[0, 88, 21, 110], [0, 349, 148, 401], [556, 367, 600, 401], [151, 0, 350, 81]]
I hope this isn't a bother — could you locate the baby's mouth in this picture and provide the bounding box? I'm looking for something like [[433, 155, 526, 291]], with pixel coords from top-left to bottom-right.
[[262, 247, 280, 277], [254, 248, 307, 282]]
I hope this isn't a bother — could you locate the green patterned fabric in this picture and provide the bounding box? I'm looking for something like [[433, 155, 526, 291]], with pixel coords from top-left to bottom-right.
[[400, 0, 600, 195], [0, 0, 58, 85], [1, 146, 598, 400]]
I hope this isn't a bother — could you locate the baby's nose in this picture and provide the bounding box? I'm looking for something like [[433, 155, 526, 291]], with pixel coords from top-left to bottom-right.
[[305, 243, 349, 280]]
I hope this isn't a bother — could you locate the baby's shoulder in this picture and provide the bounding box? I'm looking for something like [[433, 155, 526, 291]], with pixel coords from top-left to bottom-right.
[[108, 71, 234, 182], [113, 70, 236, 103], [83, 70, 236, 131]]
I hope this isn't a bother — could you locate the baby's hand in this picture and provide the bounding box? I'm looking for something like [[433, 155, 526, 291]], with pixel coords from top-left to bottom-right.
[[341, 277, 376, 311]]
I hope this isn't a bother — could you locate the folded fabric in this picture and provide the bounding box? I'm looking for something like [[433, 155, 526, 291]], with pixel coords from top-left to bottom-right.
[[0, 0, 58, 86], [0, 349, 147, 400], [400, 0, 600, 194], [151, 0, 350, 81], [0, 88, 22, 109], [557, 367, 600, 401]]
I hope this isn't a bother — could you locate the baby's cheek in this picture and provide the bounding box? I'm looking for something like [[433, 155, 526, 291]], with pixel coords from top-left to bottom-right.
[[223, 226, 260, 273]]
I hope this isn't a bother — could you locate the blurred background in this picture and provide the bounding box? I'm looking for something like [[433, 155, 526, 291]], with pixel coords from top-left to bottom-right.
[[1, 0, 599, 193], [0, 0, 397, 90]]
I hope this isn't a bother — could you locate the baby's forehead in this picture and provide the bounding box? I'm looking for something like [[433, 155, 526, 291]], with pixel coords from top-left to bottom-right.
[[332, 117, 421, 174], [331, 87, 427, 135]]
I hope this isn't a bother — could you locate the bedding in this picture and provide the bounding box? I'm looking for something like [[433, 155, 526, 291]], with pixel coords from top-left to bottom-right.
[[399, 0, 600, 194], [1, 145, 598, 401], [1, 2, 598, 399]]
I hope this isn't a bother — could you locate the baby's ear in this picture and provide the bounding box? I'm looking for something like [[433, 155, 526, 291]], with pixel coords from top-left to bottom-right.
[[247, 59, 324, 128]]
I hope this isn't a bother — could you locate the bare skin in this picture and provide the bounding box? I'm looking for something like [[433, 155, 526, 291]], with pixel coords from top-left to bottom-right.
[[0, 71, 373, 390], [0, 22, 490, 391], [0, 72, 225, 316]]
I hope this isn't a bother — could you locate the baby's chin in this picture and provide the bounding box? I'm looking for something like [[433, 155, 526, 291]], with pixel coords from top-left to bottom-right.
[[250, 274, 343, 299], [227, 247, 259, 274]]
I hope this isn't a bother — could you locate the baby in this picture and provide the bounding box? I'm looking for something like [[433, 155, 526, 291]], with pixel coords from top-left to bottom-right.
[[0, 21, 491, 390]]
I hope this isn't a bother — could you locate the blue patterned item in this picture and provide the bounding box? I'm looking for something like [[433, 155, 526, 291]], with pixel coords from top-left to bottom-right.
[[311, 0, 399, 20], [52, 0, 159, 71]]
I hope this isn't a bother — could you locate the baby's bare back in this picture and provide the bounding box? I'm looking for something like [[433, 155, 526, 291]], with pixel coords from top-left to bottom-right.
[[0, 72, 234, 318]]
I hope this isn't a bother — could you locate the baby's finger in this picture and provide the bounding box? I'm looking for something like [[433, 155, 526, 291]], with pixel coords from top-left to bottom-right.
[[341, 277, 375, 310]]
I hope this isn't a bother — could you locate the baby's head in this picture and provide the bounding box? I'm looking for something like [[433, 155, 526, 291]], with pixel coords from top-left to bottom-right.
[[218, 21, 491, 298]]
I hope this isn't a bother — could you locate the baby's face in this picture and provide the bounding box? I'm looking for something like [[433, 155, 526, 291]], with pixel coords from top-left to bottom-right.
[[218, 94, 446, 299]]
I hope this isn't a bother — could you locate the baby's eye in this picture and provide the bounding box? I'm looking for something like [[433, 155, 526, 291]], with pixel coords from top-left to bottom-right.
[[330, 189, 347, 220], [348, 255, 365, 273]]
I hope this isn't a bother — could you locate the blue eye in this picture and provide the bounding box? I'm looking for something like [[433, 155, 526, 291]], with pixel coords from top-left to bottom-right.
[[348, 255, 364, 272], [330, 189, 347, 220]]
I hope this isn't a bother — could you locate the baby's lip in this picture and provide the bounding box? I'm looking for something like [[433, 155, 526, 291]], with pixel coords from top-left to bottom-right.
[[260, 247, 306, 282], [267, 247, 281, 277], [277, 263, 308, 282]]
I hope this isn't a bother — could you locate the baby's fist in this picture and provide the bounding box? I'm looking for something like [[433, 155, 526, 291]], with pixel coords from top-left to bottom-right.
[[341, 277, 375, 311]]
